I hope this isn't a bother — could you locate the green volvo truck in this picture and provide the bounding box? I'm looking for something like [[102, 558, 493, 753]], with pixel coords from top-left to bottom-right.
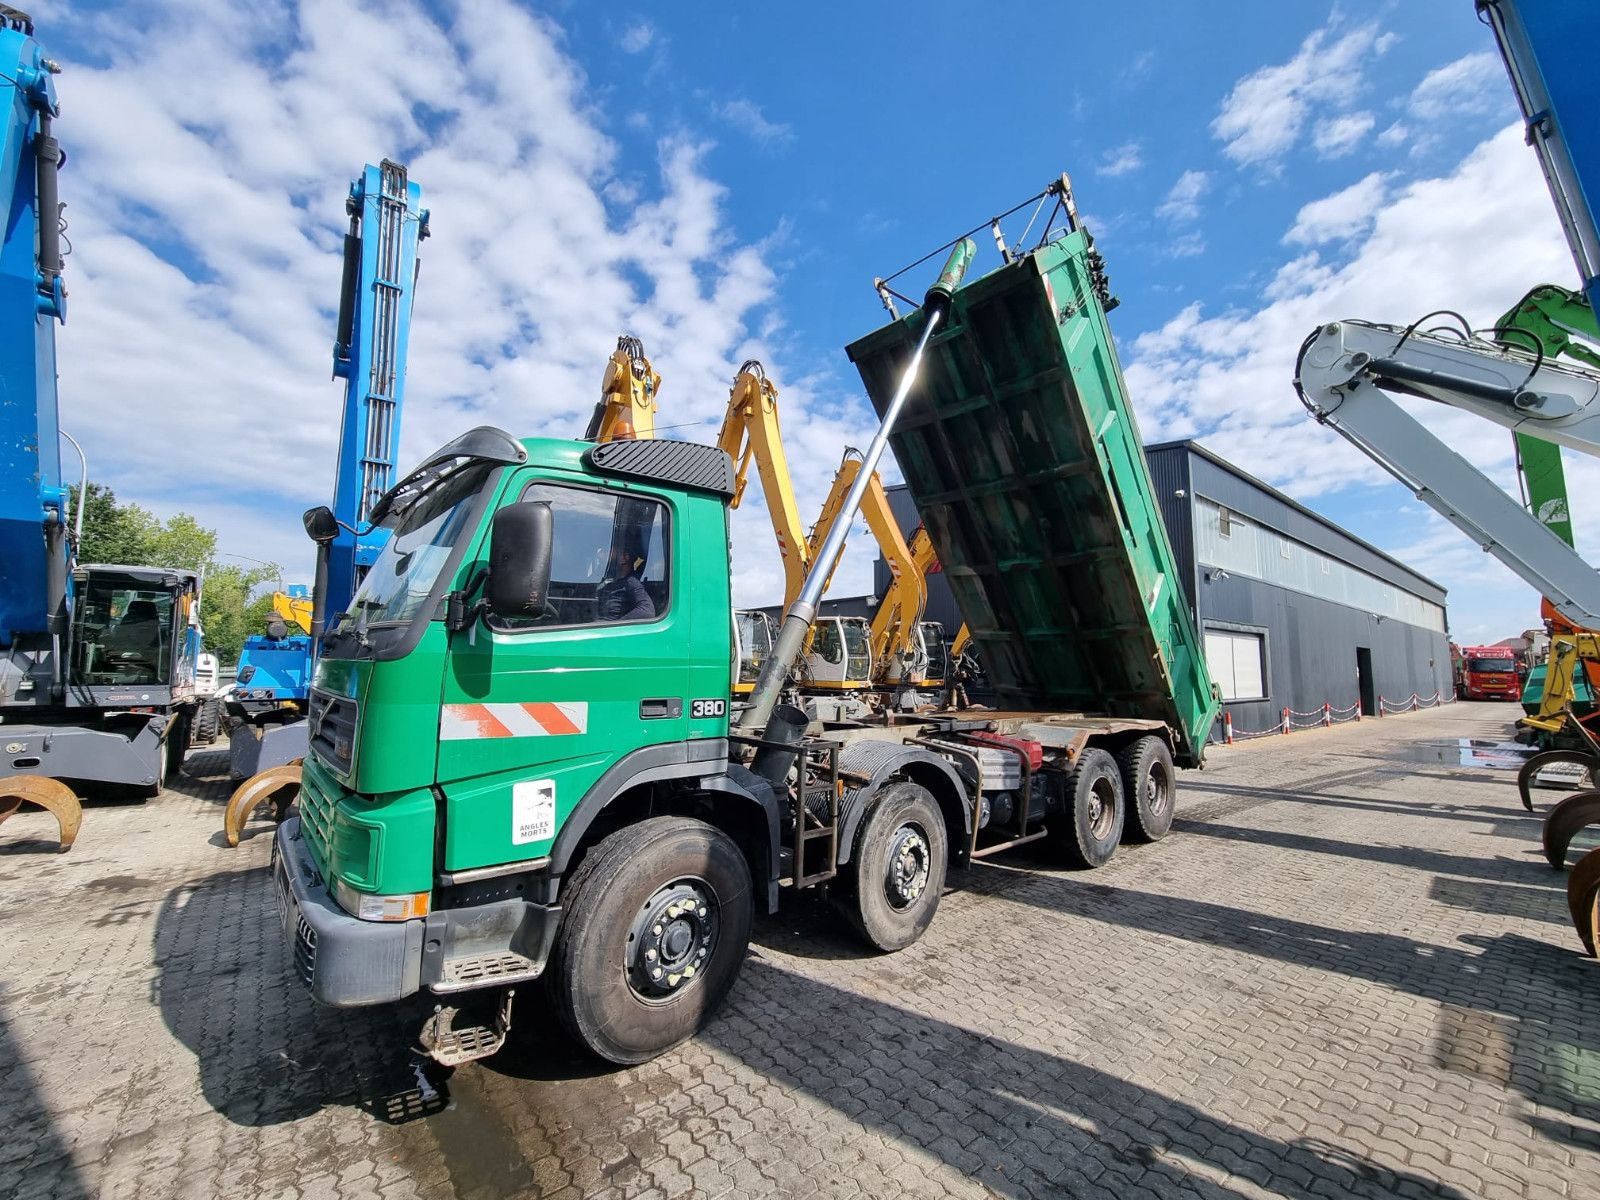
[[272, 188, 1219, 1066]]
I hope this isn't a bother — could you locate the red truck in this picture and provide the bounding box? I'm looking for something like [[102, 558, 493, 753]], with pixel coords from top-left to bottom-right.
[[1456, 646, 1522, 701]]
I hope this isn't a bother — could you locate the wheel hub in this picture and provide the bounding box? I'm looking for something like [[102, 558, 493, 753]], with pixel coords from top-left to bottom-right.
[[884, 824, 931, 910], [627, 879, 718, 1001]]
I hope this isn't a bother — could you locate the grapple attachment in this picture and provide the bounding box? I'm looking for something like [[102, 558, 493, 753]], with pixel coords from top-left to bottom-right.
[[0, 775, 83, 853], [223, 762, 302, 847]]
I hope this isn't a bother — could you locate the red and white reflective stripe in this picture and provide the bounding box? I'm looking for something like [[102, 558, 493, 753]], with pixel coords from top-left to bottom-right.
[[441, 702, 589, 740]]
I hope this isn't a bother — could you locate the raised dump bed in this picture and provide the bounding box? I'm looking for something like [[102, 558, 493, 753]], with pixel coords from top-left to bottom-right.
[[846, 228, 1218, 766]]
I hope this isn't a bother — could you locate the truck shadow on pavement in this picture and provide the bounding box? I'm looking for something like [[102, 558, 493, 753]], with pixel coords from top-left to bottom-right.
[[152, 865, 435, 1128], [963, 859, 1600, 1149], [705, 957, 1476, 1200]]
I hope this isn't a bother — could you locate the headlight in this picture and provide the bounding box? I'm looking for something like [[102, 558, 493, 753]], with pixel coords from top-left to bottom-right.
[[332, 878, 430, 922]]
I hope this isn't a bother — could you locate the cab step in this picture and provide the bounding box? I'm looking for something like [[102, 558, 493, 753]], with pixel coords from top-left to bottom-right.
[[436, 950, 542, 991], [420, 989, 514, 1067]]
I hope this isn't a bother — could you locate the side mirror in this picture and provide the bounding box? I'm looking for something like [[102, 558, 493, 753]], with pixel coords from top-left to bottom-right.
[[303, 505, 338, 544], [488, 502, 553, 619]]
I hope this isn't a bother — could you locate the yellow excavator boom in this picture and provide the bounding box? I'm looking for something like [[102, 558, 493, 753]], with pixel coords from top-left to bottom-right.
[[808, 451, 924, 680], [271, 591, 314, 636], [586, 335, 660, 442], [908, 525, 971, 665], [716, 361, 814, 611]]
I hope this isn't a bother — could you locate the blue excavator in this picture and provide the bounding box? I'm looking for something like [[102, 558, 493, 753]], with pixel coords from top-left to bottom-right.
[[0, 7, 207, 852], [224, 161, 428, 782]]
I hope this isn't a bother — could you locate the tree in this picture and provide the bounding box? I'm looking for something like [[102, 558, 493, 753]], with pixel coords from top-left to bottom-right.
[[67, 484, 280, 665]]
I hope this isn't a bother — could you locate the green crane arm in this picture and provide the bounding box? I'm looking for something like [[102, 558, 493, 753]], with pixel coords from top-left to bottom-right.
[[1496, 284, 1600, 548]]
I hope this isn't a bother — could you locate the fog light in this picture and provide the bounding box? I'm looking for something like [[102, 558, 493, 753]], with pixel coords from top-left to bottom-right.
[[333, 878, 429, 922]]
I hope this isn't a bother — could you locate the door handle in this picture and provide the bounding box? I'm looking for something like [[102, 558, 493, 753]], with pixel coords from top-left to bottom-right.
[[640, 698, 683, 720]]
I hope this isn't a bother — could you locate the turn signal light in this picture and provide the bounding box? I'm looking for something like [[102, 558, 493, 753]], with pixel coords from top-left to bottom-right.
[[333, 879, 430, 922]]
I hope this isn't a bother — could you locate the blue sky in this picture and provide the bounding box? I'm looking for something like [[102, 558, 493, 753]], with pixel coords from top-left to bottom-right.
[[43, 1, 1582, 643]]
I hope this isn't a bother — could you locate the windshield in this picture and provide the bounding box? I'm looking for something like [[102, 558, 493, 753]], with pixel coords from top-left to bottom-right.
[[843, 619, 872, 679], [73, 579, 174, 685], [339, 466, 488, 629], [1466, 657, 1516, 673]]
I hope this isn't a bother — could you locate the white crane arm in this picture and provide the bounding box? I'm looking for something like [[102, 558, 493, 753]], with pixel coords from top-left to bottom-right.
[[1295, 319, 1600, 628]]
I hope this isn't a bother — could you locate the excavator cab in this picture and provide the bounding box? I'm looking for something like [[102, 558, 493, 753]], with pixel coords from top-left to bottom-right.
[[733, 608, 776, 695], [805, 615, 873, 690]]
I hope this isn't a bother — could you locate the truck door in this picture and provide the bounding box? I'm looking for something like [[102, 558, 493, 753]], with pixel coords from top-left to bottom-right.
[[437, 477, 691, 872]]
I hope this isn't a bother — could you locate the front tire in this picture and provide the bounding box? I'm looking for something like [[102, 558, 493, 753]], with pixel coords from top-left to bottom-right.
[[547, 816, 752, 1065], [1049, 748, 1124, 868], [1118, 736, 1175, 844], [840, 781, 947, 952]]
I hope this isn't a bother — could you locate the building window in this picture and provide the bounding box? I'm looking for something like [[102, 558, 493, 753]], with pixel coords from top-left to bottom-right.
[[1205, 628, 1267, 702], [1218, 507, 1233, 538]]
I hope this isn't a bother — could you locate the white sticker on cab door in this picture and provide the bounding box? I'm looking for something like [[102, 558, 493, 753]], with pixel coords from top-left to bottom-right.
[[512, 779, 556, 845]]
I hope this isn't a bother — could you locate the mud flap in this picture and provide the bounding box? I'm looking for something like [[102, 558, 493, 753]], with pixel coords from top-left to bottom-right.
[[1517, 750, 1600, 812], [0, 776, 84, 853], [1541, 789, 1600, 869], [224, 762, 302, 848], [1566, 845, 1600, 957]]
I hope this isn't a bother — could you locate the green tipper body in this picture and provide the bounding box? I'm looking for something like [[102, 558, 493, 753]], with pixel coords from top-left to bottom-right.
[[299, 436, 733, 897], [846, 230, 1219, 766]]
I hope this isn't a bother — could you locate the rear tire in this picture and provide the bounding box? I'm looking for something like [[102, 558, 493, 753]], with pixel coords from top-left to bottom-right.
[[546, 816, 752, 1065], [194, 698, 221, 744], [1118, 736, 1176, 844], [1049, 748, 1124, 868], [839, 781, 947, 952]]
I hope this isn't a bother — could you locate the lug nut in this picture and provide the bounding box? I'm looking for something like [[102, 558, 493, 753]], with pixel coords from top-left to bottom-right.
[[645, 948, 657, 961], [651, 967, 663, 979]]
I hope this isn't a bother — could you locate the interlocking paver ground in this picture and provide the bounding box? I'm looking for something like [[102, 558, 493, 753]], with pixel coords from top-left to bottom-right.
[[3, 702, 1598, 1198]]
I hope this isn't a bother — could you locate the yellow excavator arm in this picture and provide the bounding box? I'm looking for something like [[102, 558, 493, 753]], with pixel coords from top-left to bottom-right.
[[585, 335, 660, 442], [808, 451, 924, 680], [1523, 629, 1600, 735], [908, 524, 972, 664], [715, 361, 814, 610], [271, 591, 314, 636]]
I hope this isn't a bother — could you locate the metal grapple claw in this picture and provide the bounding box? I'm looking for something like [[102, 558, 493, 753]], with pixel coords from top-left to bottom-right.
[[0, 775, 84, 853], [1566, 845, 1600, 957], [1517, 750, 1600, 812], [223, 762, 302, 848], [1542, 789, 1600, 869]]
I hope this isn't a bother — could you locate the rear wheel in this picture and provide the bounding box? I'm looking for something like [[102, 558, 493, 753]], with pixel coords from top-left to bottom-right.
[[839, 781, 947, 951], [1118, 736, 1175, 844], [194, 698, 221, 744], [546, 816, 752, 1065], [1049, 748, 1124, 868]]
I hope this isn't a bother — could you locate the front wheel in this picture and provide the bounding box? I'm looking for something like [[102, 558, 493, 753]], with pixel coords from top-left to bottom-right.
[[547, 816, 752, 1065], [839, 781, 948, 952]]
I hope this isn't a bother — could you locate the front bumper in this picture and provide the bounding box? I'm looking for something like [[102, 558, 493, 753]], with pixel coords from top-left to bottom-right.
[[273, 816, 424, 1006]]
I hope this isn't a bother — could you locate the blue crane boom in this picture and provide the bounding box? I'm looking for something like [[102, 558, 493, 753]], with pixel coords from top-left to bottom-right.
[[0, 5, 63, 648], [326, 160, 429, 617], [224, 162, 427, 783], [1481, 0, 1600, 315]]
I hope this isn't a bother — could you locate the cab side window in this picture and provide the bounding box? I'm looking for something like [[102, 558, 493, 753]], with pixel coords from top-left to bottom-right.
[[504, 483, 669, 629]]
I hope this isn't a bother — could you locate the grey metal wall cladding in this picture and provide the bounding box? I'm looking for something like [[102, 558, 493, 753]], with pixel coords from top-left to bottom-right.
[[1200, 573, 1453, 736], [1162, 443, 1447, 606], [1144, 445, 1197, 610]]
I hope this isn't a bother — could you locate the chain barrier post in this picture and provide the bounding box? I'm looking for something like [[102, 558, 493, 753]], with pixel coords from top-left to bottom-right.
[[1322, 702, 1331, 727], [1224, 711, 1234, 745], [1281, 707, 1290, 735]]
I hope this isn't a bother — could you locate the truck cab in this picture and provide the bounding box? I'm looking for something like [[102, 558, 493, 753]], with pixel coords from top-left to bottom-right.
[[1458, 646, 1521, 700]]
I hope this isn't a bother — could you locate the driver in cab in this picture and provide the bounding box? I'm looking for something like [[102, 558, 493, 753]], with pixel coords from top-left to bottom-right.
[[596, 542, 654, 622]]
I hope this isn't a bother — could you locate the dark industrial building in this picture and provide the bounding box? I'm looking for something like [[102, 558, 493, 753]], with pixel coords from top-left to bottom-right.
[[879, 440, 1452, 739]]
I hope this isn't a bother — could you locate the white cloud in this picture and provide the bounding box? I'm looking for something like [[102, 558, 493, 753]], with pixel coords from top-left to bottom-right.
[[1157, 170, 1210, 223], [1098, 141, 1143, 177], [1409, 51, 1505, 121], [1166, 231, 1206, 259], [1284, 172, 1388, 245], [1124, 124, 1579, 638], [49, 0, 860, 610], [619, 21, 654, 54], [1312, 111, 1374, 159], [714, 98, 794, 150], [1212, 20, 1393, 169]]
